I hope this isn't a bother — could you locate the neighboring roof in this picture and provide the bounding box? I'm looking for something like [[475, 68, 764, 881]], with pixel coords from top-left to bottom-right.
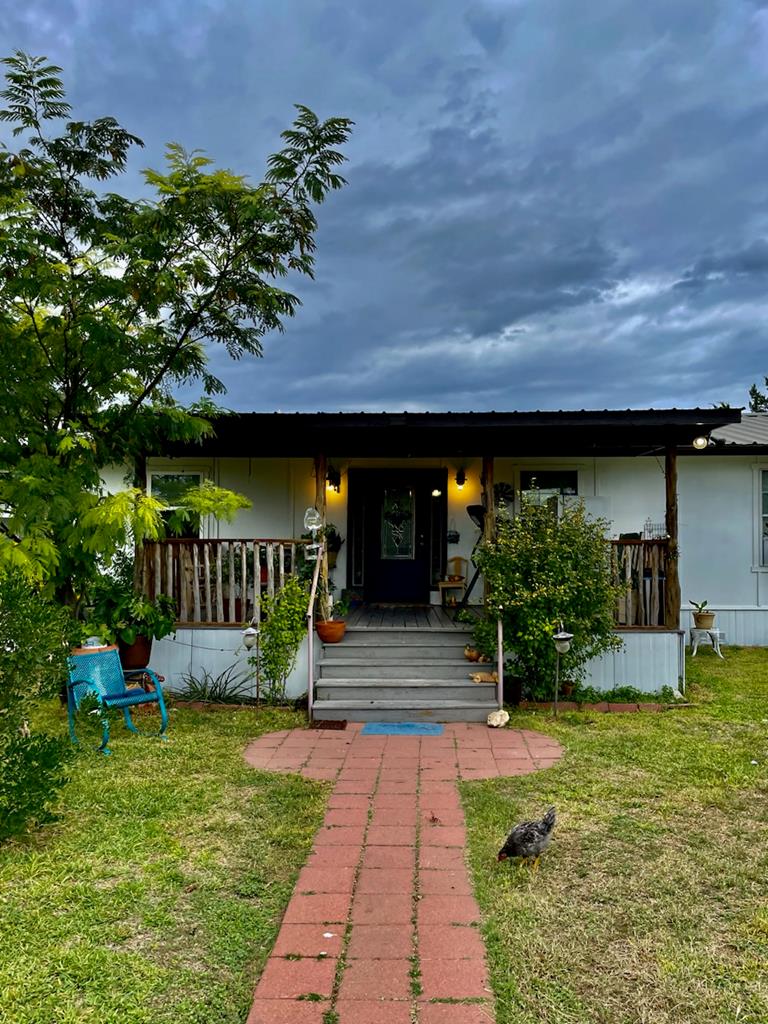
[[712, 414, 768, 450], [162, 408, 741, 459]]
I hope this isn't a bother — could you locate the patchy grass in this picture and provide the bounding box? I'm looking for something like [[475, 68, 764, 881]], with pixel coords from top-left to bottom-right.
[[463, 648, 768, 1024], [0, 703, 327, 1024]]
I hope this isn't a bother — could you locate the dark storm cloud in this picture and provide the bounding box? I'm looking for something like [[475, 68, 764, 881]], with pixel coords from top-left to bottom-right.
[[6, 0, 768, 410], [675, 240, 768, 289]]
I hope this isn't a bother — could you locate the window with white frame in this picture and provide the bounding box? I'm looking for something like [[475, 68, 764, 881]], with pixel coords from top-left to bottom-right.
[[762, 470, 768, 566], [520, 470, 578, 506], [149, 471, 204, 538]]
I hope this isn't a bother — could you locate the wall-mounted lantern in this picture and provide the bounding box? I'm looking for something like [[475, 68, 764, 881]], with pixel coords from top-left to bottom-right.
[[326, 465, 341, 492], [455, 468, 466, 490]]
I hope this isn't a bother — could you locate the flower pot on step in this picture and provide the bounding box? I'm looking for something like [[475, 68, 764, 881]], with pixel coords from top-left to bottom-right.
[[316, 620, 346, 643]]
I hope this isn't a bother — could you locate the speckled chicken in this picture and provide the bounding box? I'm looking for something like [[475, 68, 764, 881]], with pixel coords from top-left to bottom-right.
[[497, 807, 556, 869]]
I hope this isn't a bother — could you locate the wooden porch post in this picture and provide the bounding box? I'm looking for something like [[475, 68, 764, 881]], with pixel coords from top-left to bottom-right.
[[481, 455, 496, 544], [314, 454, 329, 616], [664, 444, 681, 629], [481, 455, 496, 601]]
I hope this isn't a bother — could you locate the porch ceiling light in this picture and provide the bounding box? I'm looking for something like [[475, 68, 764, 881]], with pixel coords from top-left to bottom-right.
[[692, 435, 709, 450], [455, 468, 466, 490], [431, 488, 442, 497], [326, 465, 341, 492]]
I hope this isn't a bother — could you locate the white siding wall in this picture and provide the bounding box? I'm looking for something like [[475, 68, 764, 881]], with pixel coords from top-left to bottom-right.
[[152, 630, 309, 699], [586, 630, 685, 693], [100, 465, 132, 494], [148, 628, 681, 698]]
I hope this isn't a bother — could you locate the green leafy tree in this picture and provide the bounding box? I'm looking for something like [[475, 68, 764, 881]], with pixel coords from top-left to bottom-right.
[[476, 502, 626, 698], [748, 380, 768, 413], [0, 572, 78, 842], [0, 52, 352, 600]]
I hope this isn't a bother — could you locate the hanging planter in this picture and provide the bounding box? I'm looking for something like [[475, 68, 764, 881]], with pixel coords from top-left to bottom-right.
[[324, 524, 344, 570]]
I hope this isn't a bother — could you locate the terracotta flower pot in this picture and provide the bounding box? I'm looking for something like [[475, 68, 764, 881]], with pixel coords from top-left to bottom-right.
[[693, 611, 716, 630], [316, 620, 346, 643], [327, 550, 338, 569], [118, 634, 153, 670]]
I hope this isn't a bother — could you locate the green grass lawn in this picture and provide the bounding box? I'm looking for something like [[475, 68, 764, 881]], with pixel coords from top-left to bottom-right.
[[463, 648, 768, 1024], [0, 704, 328, 1024], [3, 653, 767, 1024]]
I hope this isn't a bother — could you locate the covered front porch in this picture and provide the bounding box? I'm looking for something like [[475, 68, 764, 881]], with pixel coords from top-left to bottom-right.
[[142, 408, 739, 705], [146, 407, 742, 630]]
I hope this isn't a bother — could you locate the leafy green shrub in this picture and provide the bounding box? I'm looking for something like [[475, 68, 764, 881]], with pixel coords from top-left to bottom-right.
[[255, 576, 308, 703], [0, 572, 77, 842], [477, 502, 626, 699]]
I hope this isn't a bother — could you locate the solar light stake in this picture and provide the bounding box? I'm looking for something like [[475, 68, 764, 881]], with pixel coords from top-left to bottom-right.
[[552, 623, 573, 719]]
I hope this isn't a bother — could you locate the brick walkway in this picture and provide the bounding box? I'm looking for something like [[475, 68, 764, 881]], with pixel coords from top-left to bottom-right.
[[243, 723, 563, 1024]]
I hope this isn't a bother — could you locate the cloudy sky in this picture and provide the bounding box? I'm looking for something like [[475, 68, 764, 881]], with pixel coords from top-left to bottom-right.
[[5, 0, 768, 411]]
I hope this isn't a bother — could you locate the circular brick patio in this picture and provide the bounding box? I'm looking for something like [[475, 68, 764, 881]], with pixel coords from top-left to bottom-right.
[[243, 723, 563, 1024]]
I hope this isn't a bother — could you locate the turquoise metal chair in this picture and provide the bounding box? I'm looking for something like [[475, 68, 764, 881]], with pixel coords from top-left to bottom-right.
[[67, 645, 169, 755]]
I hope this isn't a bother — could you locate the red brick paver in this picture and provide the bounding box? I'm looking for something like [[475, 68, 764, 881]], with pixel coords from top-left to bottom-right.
[[243, 723, 562, 1022]]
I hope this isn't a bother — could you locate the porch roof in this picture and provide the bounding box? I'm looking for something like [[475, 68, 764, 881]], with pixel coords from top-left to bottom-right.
[[165, 408, 741, 459]]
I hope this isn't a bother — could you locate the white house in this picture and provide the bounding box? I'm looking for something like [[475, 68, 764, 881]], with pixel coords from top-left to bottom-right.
[[135, 406, 767, 719]]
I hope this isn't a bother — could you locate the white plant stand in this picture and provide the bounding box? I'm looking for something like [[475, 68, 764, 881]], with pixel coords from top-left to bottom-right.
[[690, 628, 725, 659]]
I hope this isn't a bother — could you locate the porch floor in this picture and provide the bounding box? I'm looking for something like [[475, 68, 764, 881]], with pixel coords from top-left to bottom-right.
[[346, 604, 476, 630]]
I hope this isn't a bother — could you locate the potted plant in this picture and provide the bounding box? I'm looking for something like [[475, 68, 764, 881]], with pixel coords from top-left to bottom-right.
[[324, 524, 344, 570], [315, 589, 350, 644], [91, 556, 177, 669], [690, 599, 716, 630]]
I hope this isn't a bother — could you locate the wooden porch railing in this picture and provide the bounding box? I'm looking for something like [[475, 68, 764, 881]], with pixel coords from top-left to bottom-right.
[[140, 538, 310, 625], [611, 539, 670, 628]]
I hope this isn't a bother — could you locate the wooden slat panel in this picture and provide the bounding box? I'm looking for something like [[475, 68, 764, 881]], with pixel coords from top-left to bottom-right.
[[192, 543, 201, 623], [154, 544, 162, 600], [228, 542, 236, 623], [266, 542, 275, 600], [278, 543, 285, 592], [141, 543, 150, 597], [650, 544, 660, 626], [241, 542, 248, 622], [166, 543, 173, 602], [215, 544, 224, 623], [253, 542, 261, 623], [178, 545, 189, 623], [203, 543, 212, 622]]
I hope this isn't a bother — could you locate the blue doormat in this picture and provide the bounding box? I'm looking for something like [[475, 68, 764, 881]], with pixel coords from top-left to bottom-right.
[[361, 722, 444, 736]]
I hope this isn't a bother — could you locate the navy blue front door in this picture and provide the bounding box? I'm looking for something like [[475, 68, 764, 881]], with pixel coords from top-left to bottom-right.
[[348, 469, 446, 604]]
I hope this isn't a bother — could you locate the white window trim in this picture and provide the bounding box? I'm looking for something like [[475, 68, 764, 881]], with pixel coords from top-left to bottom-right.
[[147, 459, 214, 538], [750, 463, 768, 572]]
